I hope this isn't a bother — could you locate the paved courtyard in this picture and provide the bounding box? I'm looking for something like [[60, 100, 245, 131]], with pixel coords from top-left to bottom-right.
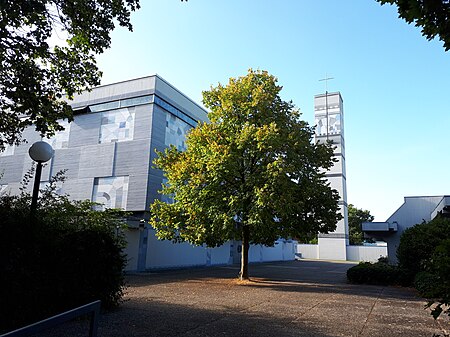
[[36, 260, 448, 337]]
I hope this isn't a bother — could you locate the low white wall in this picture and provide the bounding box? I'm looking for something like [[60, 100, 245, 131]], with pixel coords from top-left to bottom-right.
[[346, 245, 387, 262], [250, 240, 297, 263], [296, 244, 319, 259], [123, 228, 296, 271]]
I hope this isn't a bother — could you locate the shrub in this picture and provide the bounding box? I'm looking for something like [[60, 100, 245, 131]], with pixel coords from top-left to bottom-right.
[[347, 261, 411, 286], [397, 217, 450, 275], [0, 173, 128, 332], [414, 239, 450, 319]]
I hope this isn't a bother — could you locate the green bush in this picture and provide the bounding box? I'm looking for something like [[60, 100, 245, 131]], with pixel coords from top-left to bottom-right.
[[414, 239, 450, 319], [397, 217, 450, 275], [347, 261, 411, 286], [0, 173, 127, 332]]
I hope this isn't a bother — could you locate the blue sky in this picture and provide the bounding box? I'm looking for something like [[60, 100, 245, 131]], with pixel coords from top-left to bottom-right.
[[96, 0, 450, 221]]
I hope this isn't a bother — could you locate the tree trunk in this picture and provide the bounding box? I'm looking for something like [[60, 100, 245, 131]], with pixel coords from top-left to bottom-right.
[[239, 225, 250, 280]]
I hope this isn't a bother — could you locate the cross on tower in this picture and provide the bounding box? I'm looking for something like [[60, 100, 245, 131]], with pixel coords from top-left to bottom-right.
[[319, 74, 334, 93]]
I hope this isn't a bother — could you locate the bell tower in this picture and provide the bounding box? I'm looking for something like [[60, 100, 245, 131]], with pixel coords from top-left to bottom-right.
[[314, 91, 349, 260]]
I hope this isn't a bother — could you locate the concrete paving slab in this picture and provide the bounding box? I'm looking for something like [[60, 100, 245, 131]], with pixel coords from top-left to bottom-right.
[[28, 260, 449, 337]]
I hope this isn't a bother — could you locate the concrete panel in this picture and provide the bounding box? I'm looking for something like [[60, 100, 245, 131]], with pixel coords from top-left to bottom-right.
[[50, 148, 81, 179], [14, 127, 42, 156], [145, 230, 207, 269], [0, 154, 26, 183], [69, 113, 101, 147], [114, 140, 151, 177], [133, 104, 153, 141], [318, 237, 347, 260], [78, 142, 115, 178], [147, 172, 164, 205], [249, 245, 263, 263], [261, 244, 283, 262], [61, 177, 95, 201], [346, 245, 387, 262], [296, 244, 319, 259], [126, 174, 148, 211], [210, 243, 232, 265]]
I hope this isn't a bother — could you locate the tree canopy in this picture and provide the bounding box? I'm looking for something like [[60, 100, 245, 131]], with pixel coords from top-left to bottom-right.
[[348, 204, 374, 245], [377, 0, 450, 50], [0, 0, 140, 151], [150, 69, 341, 280]]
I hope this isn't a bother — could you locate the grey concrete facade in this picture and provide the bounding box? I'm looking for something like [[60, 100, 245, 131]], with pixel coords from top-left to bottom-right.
[[0, 75, 208, 215], [363, 195, 450, 264]]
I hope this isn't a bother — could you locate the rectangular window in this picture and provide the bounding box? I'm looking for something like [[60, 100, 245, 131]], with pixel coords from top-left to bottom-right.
[[90, 101, 120, 113], [99, 108, 135, 143], [92, 176, 129, 210]]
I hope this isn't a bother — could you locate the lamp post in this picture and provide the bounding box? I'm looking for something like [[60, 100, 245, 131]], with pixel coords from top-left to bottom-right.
[[29, 141, 54, 212]]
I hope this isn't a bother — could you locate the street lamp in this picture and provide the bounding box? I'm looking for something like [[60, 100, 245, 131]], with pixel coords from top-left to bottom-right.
[[29, 141, 54, 212]]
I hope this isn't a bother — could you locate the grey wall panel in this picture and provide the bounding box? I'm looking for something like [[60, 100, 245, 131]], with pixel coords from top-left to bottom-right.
[[114, 139, 151, 176], [151, 106, 167, 152], [147, 107, 167, 207], [69, 113, 101, 147], [2, 182, 21, 195], [50, 148, 81, 179], [14, 126, 42, 156], [78, 143, 115, 178], [147, 171, 164, 204], [126, 174, 149, 211], [0, 155, 25, 183], [62, 178, 95, 201], [133, 104, 153, 140]]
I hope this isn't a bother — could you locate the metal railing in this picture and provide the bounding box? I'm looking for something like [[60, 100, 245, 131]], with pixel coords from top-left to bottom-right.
[[0, 300, 101, 337]]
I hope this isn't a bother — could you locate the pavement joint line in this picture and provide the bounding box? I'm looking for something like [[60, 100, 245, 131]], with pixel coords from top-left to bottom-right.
[[171, 299, 270, 336], [357, 286, 384, 336], [290, 293, 339, 324]]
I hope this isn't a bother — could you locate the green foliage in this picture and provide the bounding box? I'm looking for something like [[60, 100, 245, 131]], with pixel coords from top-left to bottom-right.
[[347, 261, 411, 286], [0, 173, 127, 332], [397, 216, 450, 319], [348, 204, 374, 245], [150, 69, 341, 279], [414, 239, 450, 319], [0, 0, 140, 151], [377, 0, 450, 51], [397, 216, 450, 275]]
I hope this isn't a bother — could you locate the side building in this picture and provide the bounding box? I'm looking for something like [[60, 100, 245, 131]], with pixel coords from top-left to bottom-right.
[[0, 75, 296, 271], [362, 195, 450, 264]]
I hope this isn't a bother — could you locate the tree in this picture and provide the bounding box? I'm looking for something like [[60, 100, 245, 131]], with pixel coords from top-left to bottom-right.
[[150, 69, 341, 280], [376, 0, 450, 51], [0, 0, 140, 151], [348, 204, 374, 245]]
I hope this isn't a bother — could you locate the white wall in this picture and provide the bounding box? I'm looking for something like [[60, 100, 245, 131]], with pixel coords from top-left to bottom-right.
[[296, 244, 318, 259], [250, 240, 297, 263], [346, 246, 387, 262], [296, 244, 387, 263], [123, 229, 297, 271]]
